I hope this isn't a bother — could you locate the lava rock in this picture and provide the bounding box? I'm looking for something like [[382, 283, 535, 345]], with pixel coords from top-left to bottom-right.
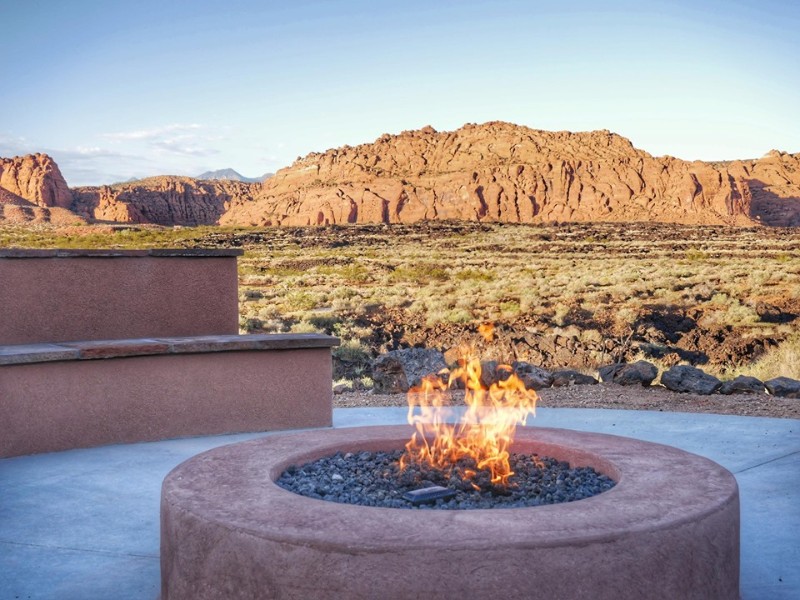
[[332, 383, 351, 394], [661, 365, 722, 395], [551, 369, 598, 387], [755, 301, 790, 323], [372, 348, 447, 393], [719, 375, 765, 395], [598, 360, 658, 386], [764, 376, 800, 398], [276, 449, 615, 510], [479, 360, 500, 387], [511, 362, 554, 390]]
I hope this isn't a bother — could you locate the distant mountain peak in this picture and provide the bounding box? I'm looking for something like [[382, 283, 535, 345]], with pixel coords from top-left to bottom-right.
[[196, 168, 271, 183]]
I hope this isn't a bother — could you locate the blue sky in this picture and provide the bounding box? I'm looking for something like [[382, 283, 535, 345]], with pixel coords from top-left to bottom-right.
[[1, 0, 798, 186]]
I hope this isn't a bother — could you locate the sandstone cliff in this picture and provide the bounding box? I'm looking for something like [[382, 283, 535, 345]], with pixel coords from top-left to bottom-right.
[[0, 154, 84, 224], [72, 177, 260, 226], [0, 153, 74, 208], [220, 122, 800, 227], [2, 122, 799, 227]]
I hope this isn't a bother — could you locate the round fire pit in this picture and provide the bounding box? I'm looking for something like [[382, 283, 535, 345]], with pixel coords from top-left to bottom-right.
[[161, 426, 739, 599]]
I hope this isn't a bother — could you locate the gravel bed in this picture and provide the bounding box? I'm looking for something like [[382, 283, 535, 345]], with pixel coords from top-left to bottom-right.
[[277, 449, 616, 510], [334, 383, 800, 420]]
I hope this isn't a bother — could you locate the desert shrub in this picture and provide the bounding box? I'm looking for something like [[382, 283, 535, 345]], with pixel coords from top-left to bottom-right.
[[242, 289, 264, 300], [742, 335, 800, 381], [390, 264, 450, 284], [307, 313, 341, 332], [580, 329, 604, 344], [289, 321, 322, 334], [240, 317, 263, 333], [445, 308, 474, 324], [333, 339, 372, 364], [684, 247, 709, 261], [500, 300, 521, 316], [552, 303, 571, 327], [282, 291, 318, 312], [332, 286, 359, 300], [454, 268, 494, 282], [332, 378, 355, 391]]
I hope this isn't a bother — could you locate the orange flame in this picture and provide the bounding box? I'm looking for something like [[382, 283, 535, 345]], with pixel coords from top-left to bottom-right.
[[400, 357, 538, 487], [478, 322, 495, 342]]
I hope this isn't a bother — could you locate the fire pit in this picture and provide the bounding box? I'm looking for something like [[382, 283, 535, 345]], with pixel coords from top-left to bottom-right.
[[160, 424, 740, 599]]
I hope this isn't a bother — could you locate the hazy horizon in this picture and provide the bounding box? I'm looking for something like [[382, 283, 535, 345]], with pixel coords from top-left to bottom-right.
[[2, 0, 798, 187]]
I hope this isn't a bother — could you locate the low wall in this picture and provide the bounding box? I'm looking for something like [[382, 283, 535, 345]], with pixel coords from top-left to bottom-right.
[[0, 334, 338, 457], [0, 249, 242, 345]]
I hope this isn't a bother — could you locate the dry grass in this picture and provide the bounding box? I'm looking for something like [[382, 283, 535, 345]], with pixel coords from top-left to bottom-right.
[[3, 221, 800, 382]]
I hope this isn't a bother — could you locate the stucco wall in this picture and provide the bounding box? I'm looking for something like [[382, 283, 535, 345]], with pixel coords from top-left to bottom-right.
[[0, 249, 242, 344], [0, 347, 334, 457]]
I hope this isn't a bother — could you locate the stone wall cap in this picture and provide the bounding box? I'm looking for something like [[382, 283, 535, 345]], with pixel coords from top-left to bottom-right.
[[0, 248, 244, 258], [0, 344, 81, 365], [0, 334, 339, 365]]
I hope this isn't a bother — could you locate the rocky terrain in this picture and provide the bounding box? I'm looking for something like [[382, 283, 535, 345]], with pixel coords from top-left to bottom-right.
[[1, 122, 798, 226]]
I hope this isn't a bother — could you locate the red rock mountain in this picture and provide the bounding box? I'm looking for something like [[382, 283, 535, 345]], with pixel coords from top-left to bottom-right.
[[0, 154, 84, 224], [2, 123, 799, 227], [220, 122, 800, 227], [72, 177, 258, 226]]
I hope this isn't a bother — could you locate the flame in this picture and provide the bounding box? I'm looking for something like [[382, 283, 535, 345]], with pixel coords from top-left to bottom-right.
[[478, 322, 495, 342], [400, 356, 538, 487]]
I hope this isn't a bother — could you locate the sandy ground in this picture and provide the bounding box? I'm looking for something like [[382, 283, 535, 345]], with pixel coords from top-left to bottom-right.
[[334, 383, 800, 420]]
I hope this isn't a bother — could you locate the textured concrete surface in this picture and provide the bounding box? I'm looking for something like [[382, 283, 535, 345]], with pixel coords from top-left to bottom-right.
[[0, 251, 240, 344], [161, 426, 739, 599], [1, 408, 798, 599]]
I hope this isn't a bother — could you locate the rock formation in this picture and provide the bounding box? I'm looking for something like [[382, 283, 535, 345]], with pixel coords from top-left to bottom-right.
[[2, 122, 799, 227], [219, 122, 800, 227], [72, 177, 260, 226], [0, 153, 73, 209], [0, 154, 84, 224]]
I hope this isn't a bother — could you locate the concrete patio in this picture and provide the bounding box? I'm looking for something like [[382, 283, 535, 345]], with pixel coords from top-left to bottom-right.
[[1, 407, 798, 599]]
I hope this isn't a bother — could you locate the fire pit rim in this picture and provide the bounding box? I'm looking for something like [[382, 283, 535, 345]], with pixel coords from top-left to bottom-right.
[[161, 425, 739, 552]]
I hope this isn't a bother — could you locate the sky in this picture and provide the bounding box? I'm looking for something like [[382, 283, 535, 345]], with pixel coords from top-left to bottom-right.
[[1, 0, 798, 187]]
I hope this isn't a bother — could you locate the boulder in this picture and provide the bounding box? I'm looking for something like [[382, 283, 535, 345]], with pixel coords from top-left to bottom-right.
[[719, 375, 765, 395], [371, 348, 447, 394], [332, 382, 351, 395], [598, 361, 658, 386], [754, 302, 790, 323], [551, 369, 598, 387], [479, 360, 500, 388], [764, 376, 800, 398], [661, 365, 722, 395], [511, 362, 554, 390]]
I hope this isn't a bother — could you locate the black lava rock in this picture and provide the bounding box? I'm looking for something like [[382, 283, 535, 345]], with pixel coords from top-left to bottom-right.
[[276, 450, 616, 510]]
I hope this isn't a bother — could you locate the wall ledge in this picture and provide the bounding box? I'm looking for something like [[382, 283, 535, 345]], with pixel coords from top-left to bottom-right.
[[0, 248, 243, 258], [0, 333, 340, 366]]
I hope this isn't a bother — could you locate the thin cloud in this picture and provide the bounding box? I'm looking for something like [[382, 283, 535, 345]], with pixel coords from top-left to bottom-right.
[[0, 134, 33, 158], [102, 123, 203, 142], [151, 139, 221, 157]]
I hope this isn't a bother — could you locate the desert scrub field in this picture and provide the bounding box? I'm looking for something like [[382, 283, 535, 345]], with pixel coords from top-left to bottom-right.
[[3, 221, 799, 384]]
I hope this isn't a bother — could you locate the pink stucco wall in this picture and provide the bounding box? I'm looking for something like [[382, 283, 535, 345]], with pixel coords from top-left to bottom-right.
[[0, 249, 242, 344], [0, 347, 334, 457]]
